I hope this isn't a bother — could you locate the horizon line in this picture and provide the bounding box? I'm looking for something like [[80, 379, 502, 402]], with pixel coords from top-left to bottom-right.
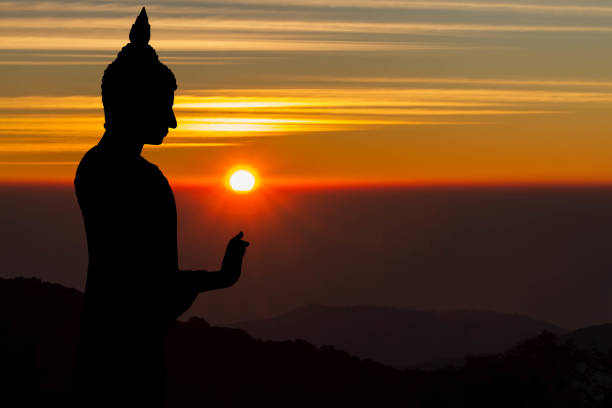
[[4, 178, 612, 190]]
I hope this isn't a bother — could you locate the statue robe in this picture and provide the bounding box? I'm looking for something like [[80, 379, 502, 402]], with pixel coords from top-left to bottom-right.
[[73, 138, 198, 407]]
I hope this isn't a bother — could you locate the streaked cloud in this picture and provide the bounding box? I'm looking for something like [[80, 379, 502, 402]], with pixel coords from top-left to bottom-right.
[[0, 142, 95, 153], [0, 35, 461, 52], [3, 17, 612, 34], [197, 0, 612, 16], [0, 96, 101, 110], [4, 84, 611, 116], [4, 1, 612, 16], [145, 142, 239, 148], [0, 161, 78, 165], [296, 76, 612, 88], [0, 82, 608, 160], [3, 2, 612, 57]]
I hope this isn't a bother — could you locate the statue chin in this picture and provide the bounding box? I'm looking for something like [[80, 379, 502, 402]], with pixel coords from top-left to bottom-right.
[[147, 132, 168, 145], [147, 137, 165, 146], [144, 129, 168, 145]]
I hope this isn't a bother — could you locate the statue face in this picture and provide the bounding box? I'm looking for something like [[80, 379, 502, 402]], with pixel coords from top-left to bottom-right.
[[103, 88, 177, 146], [139, 89, 177, 145]]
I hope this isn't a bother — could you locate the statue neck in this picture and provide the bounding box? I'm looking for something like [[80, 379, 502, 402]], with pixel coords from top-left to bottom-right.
[[98, 129, 144, 157]]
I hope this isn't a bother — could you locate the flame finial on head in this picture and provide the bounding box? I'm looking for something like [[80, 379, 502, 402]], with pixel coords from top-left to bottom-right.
[[129, 7, 150, 46]]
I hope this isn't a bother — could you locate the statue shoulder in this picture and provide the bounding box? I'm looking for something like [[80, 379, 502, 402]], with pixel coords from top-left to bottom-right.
[[74, 146, 103, 188], [74, 145, 129, 193]]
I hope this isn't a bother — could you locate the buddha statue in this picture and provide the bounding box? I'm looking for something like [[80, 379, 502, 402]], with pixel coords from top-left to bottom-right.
[[73, 8, 249, 407]]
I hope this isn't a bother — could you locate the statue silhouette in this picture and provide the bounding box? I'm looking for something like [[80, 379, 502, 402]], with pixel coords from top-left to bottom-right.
[[72, 8, 249, 407]]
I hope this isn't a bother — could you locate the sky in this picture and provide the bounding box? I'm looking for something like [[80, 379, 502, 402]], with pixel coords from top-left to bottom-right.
[[2, 0, 612, 185]]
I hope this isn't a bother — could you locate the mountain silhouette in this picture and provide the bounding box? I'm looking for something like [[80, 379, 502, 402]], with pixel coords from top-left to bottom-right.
[[0, 277, 399, 407], [3, 277, 612, 407], [564, 324, 612, 352], [229, 304, 565, 367]]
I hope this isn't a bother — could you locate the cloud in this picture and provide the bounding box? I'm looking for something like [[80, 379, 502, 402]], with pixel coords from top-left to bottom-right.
[[0, 160, 77, 165], [294, 76, 612, 88], [0, 83, 609, 159], [4, 0, 612, 16], [0, 35, 463, 52], [4, 17, 612, 34]]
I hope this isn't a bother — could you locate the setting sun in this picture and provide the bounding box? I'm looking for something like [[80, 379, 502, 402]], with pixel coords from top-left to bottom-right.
[[228, 169, 256, 192]]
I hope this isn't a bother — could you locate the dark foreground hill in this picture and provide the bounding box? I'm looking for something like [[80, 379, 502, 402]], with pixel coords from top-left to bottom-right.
[[565, 324, 612, 352], [229, 304, 565, 367], [2, 277, 612, 407]]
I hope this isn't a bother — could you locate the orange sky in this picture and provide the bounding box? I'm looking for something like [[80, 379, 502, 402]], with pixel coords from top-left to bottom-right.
[[2, 0, 612, 185]]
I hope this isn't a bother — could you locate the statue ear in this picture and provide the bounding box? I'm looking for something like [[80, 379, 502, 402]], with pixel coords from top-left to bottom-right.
[[129, 7, 150, 46]]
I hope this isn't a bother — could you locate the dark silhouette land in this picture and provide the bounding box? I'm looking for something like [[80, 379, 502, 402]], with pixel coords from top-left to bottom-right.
[[3, 277, 612, 408], [72, 8, 248, 407]]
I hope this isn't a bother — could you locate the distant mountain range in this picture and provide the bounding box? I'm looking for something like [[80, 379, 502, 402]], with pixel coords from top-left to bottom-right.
[[229, 304, 566, 367], [2, 277, 612, 407]]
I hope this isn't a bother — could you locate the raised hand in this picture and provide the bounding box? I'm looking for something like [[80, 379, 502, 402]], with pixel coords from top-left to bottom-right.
[[220, 232, 249, 286]]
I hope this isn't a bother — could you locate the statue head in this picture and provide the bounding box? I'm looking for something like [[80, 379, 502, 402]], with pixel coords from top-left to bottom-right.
[[101, 8, 177, 145]]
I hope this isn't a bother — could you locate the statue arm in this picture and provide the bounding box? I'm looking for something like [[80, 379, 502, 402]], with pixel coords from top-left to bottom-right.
[[176, 231, 249, 293], [177, 269, 231, 292], [164, 232, 249, 322]]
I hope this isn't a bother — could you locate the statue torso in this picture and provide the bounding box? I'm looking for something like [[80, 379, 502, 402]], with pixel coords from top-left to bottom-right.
[[74, 143, 178, 330]]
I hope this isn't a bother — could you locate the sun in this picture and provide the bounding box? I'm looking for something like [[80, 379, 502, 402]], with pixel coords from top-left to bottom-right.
[[228, 169, 256, 192]]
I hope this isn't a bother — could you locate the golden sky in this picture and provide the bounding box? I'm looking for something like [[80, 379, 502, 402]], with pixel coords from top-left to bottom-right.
[[2, 0, 612, 185]]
